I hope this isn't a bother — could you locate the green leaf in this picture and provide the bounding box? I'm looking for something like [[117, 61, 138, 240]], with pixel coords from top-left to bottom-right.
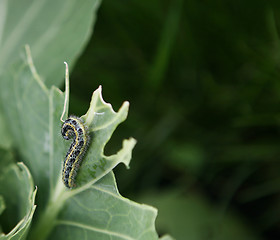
[[0, 162, 36, 240], [159, 235, 175, 240], [77, 86, 133, 186], [0, 0, 101, 87], [0, 113, 12, 149], [0, 47, 161, 240], [49, 172, 158, 240]]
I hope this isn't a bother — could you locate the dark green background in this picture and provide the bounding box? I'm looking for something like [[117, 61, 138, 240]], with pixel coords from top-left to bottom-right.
[[69, 1, 280, 239]]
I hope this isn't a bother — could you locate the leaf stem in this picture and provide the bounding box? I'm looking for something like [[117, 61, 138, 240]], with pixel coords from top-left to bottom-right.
[[29, 182, 68, 240]]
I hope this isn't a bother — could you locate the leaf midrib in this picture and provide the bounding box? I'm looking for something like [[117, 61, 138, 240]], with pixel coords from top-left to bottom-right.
[[56, 220, 135, 240]]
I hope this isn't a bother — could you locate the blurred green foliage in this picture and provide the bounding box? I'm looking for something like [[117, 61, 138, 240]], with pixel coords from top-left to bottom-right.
[[69, 0, 280, 239]]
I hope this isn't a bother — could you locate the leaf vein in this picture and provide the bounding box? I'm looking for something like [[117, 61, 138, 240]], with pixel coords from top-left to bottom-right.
[[56, 220, 135, 240]]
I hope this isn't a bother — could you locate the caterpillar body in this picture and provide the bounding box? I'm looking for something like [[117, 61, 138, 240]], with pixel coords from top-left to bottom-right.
[[61, 116, 89, 188]]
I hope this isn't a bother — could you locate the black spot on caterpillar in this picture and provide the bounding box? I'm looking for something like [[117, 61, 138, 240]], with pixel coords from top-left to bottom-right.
[[61, 116, 90, 188]]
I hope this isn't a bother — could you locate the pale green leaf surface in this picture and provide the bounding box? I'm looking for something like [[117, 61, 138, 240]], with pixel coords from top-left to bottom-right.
[[159, 235, 175, 240], [0, 0, 101, 150], [77, 87, 133, 186], [0, 48, 160, 240], [0, 56, 50, 206], [0, 113, 12, 149], [0, 0, 101, 87], [0, 162, 36, 240], [50, 172, 158, 240]]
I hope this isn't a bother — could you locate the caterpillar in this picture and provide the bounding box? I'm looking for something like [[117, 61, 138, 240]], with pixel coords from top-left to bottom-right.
[[61, 116, 90, 188]]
